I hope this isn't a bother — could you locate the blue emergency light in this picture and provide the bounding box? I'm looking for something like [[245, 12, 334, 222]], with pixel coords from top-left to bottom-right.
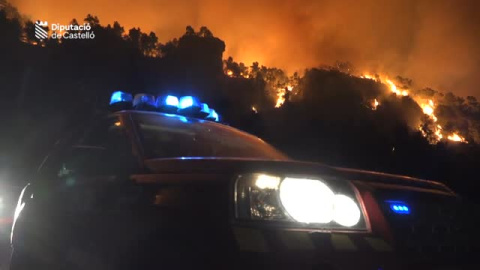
[[110, 91, 133, 105], [165, 95, 179, 107], [199, 103, 210, 117], [156, 95, 179, 113], [133, 94, 156, 110], [178, 96, 201, 110], [387, 201, 410, 214], [109, 91, 221, 122], [206, 109, 219, 122]]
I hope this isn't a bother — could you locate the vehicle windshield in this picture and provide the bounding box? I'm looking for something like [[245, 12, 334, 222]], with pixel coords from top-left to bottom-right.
[[132, 112, 288, 160]]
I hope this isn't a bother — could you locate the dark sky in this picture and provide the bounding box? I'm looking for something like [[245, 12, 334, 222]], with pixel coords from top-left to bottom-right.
[[12, 0, 480, 97]]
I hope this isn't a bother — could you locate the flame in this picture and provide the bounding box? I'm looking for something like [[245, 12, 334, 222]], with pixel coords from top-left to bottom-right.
[[223, 66, 467, 144], [420, 99, 437, 122], [361, 72, 468, 144], [447, 133, 466, 142], [385, 79, 408, 96], [275, 89, 285, 108], [435, 129, 443, 140], [361, 74, 376, 80], [422, 105, 434, 115], [275, 85, 293, 108], [435, 124, 443, 141], [372, 99, 379, 110], [362, 73, 408, 97], [418, 99, 446, 142]]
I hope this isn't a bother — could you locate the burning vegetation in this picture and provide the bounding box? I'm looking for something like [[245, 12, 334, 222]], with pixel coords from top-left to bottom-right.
[[359, 73, 467, 144], [223, 59, 473, 145]]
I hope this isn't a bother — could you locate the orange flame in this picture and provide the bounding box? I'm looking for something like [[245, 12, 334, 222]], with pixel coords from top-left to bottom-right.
[[372, 99, 379, 110], [275, 85, 293, 108], [447, 133, 466, 142], [361, 72, 467, 144], [362, 73, 408, 97], [275, 89, 285, 108], [361, 74, 376, 80], [420, 99, 438, 122], [385, 79, 408, 96]]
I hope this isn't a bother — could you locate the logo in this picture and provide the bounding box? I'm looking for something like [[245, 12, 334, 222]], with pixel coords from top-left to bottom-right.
[[34, 20, 95, 40], [35, 21, 48, 40]]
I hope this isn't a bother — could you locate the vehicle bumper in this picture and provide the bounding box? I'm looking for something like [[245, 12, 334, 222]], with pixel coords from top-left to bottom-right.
[[231, 226, 479, 270]]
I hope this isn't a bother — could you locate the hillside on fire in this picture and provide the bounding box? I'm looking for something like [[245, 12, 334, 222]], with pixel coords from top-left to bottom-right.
[[1, 1, 480, 199]]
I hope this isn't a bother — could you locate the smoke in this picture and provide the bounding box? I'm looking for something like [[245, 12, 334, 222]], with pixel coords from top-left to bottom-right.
[[11, 0, 480, 97]]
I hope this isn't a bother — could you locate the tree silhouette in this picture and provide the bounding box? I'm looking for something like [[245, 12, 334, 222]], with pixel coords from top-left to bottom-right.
[[112, 21, 124, 37], [84, 14, 100, 27]]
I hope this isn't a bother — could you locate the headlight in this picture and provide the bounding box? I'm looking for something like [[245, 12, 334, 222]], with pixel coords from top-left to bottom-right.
[[235, 174, 368, 231]]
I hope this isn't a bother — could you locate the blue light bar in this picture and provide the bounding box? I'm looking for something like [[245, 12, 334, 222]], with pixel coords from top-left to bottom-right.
[[200, 103, 210, 113], [165, 95, 179, 107], [133, 94, 156, 110], [206, 109, 219, 122], [110, 91, 133, 105], [199, 103, 210, 117], [387, 201, 410, 214], [178, 96, 200, 110], [156, 95, 179, 113]]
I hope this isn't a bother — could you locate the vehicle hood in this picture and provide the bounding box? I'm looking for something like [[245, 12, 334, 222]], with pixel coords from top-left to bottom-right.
[[144, 157, 335, 176], [144, 157, 451, 192]]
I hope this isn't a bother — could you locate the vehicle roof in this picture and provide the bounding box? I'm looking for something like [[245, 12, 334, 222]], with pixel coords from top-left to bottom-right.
[[113, 110, 219, 124], [112, 109, 262, 139]]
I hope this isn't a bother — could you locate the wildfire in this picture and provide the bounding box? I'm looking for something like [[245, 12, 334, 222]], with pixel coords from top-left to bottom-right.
[[275, 90, 285, 108], [223, 65, 468, 144], [361, 74, 408, 96], [435, 125, 443, 140], [275, 85, 293, 108], [372, 99, 379, 110], [361, 72, 468, 144], [447, 133, 466, 142], [361, 74, 376, 80], [420, 99, 438, 122], [416, 100, 467, 143], [385, 79, 408, 96]]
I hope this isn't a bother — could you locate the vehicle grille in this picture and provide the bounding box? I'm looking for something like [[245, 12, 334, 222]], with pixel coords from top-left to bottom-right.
[[382, 196, 480, 263]]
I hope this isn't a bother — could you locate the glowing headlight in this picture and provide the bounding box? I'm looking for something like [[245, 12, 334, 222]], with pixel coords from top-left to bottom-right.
[[235, 174, 368, 230], [255, 174, 280, 189], [333, 194, 361, 227], [280, 178, 335, 223]]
